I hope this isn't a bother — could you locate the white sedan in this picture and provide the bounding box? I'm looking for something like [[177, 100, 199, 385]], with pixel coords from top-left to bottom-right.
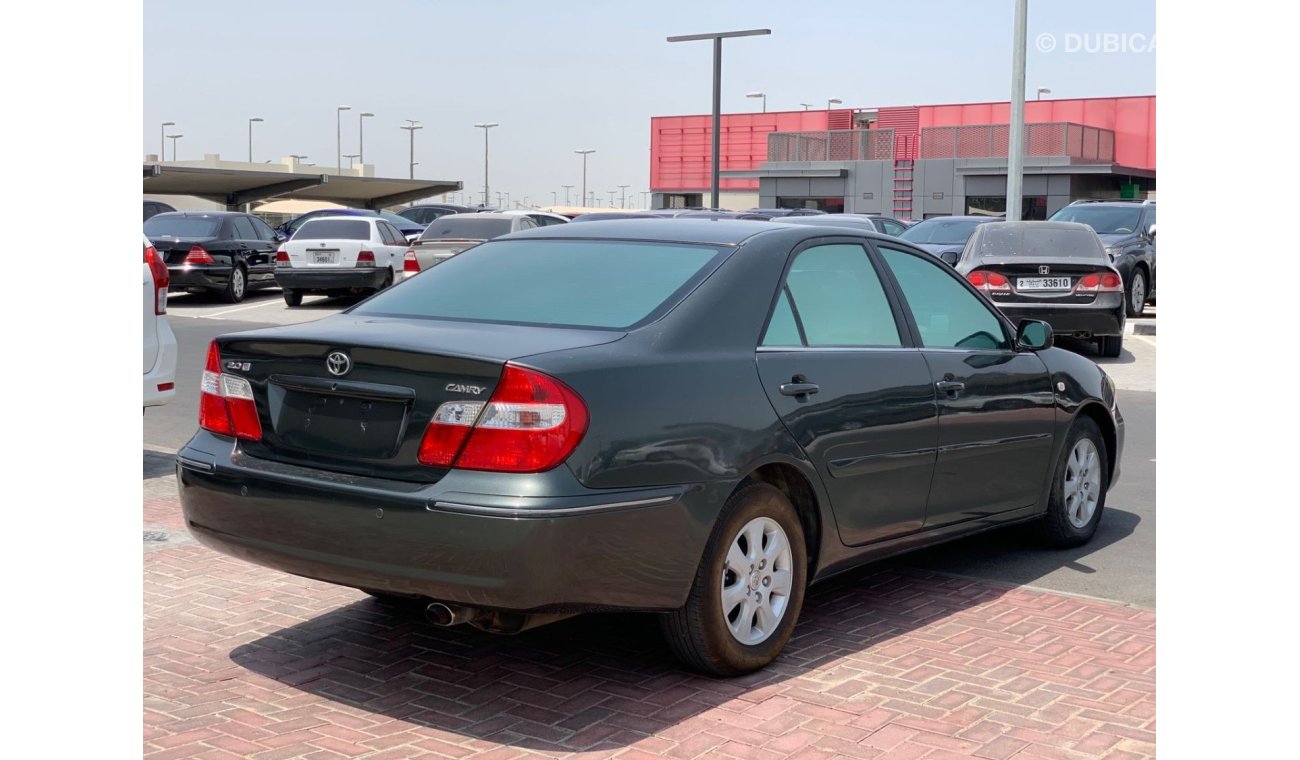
[[143, 235, 177, 410], [274, 216, 410, 306]]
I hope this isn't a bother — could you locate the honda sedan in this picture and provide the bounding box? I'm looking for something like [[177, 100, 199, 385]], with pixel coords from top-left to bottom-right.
[[177, 220, 1123, 675]]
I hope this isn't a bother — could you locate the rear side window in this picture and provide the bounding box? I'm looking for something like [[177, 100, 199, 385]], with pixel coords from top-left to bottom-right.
[[143, 215, 222, 238], [354, 239, 727, 330], [293, 219, 373, 241], [231, 217, 258, 240], [763, 243, 902, 347]]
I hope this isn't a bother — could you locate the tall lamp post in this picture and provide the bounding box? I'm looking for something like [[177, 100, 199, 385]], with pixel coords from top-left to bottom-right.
[[358, 111, 373, 165], [827, 98, 842, 110], [336, 105, 351, 175], [618, 184, 630, 209], [574, 149, 595, 208], [166, 134, 183, 161], [561, 184, 574, 205], [799, 103, 813, 110], [247, 117, 263, 163], [666, 28, 772, 210], [400, 120, 422, 179], [475, 122, 499, 209], [1006, 0, 1028, 221], [746, 91, 766, 112], [1035, 86, 1051, 101], [160, 121, 174, 160], [344, 153, 360, 168]]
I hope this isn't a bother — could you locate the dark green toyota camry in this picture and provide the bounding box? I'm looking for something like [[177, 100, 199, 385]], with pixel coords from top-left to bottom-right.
[[178, 219, 1123, 676]]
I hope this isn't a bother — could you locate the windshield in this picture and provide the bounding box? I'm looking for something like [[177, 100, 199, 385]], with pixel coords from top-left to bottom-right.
[[353, 239, 728, 330], [418, 217, 514, 241], [144, 216, 222, 238], [1048, 206, 1144, 234], [899, 218, 990, 245], [293, 219, 372, 240], [971, 226, 1107, 262]]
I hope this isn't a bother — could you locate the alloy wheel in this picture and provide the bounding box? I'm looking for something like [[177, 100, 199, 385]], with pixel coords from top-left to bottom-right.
[[1064, 438, 1102, 528]]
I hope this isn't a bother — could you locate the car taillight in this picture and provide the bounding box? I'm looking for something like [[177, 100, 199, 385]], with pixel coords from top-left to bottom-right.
[[275, 248, 290, 267], [418, 364, 588, 473], [145, 244, 169, 315], [967, 270, 1011, 295], [186, 245, 215, 265], [356, 251, 375, 268], [404, 250, 420, 273], [1075, 272, 1124, 293], [198, 341, 262, 440]]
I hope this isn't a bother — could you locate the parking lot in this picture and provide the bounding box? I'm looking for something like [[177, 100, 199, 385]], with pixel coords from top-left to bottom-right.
[[145, 292, 1156, 760]]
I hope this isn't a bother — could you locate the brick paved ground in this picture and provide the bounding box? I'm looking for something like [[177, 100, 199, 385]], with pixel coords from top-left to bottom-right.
[[144, 494, 1155, 760]]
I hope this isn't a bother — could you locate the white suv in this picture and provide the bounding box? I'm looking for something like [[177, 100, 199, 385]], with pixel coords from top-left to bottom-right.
[[144, 235, 177, 409]]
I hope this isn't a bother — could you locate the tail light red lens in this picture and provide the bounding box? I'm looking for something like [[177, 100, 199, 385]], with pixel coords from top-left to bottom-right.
[[145, 243, 169, 315], [404, 250, 420, 273], [197, 341, 263, 440], [1076, 272, 1124, 293], [185, 245, 215, 265], [967, 270, 1010, 295], [275, 249, 290, 267], [356, 251, 375, 267], [418, 364, 588, 473]]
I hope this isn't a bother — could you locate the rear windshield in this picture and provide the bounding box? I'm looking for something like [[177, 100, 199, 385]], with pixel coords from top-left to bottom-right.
[[293, 219, 373, 240], [971, 227, 1106, 261], [378, 212, 418, 229], [143, 216, 222, 238], [1048, 206, 1143, 235], [418, 217, 513, 240], [899, 218, 991, 245], [353, 239, 728, 330]]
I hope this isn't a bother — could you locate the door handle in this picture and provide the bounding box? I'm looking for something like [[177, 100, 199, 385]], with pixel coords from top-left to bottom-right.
[[935, 380, 965, 395], [779, 382, 820, 397]]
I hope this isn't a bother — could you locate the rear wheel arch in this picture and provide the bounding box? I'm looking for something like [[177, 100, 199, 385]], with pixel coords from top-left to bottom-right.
[[739, 462, 823, 579]]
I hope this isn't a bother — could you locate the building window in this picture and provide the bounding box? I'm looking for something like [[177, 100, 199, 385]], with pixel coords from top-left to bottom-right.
[[965, 196, 1048, 220], [662, 193, 702, 209], [776, 197, 845, 213]]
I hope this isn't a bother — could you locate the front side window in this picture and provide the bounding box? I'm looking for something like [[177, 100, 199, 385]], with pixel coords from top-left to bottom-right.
[[762, 243, 902, 347], [879, 246, 1010, 350]]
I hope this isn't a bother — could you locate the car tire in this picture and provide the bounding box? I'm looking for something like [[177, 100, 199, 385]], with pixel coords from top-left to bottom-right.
[[221, 266, 247, 304], [1096, 335, 1123, 358], [1125, 270, 1147, 318], [375, 268, 394, 293], [1040, 415, 1108, 548], [283, 289, 303, 307], [660, 482, 807, 676]]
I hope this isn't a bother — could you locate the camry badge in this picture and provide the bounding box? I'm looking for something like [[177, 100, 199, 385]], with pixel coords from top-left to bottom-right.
[[326, 351, 352, 377], [1038, 265, 1051, 275], [445, 383, 486, 395]]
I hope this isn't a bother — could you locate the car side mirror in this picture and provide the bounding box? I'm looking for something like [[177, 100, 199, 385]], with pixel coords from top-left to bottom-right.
[[274, 231, 288, 244], [940, 251, 959, 267], [1147, 223, 1156, 239], [1016, 319, 1053, 351]]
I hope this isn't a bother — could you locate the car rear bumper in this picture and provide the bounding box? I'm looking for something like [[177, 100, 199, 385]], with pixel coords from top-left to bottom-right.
[[176, 431, 714, 612], [144, 316, 178, 408], [274, 268, 389, 292], [168, 265, 233, 292], [996, 296, 1125, 337]]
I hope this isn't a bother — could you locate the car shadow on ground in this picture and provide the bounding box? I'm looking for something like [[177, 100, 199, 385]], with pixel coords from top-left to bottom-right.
[[228, 509, 1140, 751], [1054, 336, 1136, 365], [143, 449, 175, 480]]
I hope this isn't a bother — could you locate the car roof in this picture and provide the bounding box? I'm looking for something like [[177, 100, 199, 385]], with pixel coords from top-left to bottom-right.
[[443, 212, 518, 220], [982, 220, 1095, 233], [912, 215, 1002, 223], [503, 218, 827, 246], [154, 211, 246, 218], [302, 215, 378, 224]]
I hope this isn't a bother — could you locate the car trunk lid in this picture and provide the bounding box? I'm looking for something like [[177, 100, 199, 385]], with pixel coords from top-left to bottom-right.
[[283, 238, 369, 269]]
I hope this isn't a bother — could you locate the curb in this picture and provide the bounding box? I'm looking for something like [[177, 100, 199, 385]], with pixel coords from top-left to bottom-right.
[[1126, 320, 1156, 336]]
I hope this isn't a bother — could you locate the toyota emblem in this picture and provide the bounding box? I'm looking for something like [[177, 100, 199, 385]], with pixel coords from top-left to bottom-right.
[[325, 351, 352, 377], [1038, 265, 1051, 275]]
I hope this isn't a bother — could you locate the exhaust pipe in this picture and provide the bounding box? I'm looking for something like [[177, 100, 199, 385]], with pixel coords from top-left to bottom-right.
[[425, 602, 478, 627]]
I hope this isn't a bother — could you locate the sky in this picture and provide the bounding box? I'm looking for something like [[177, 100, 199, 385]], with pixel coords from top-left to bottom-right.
[[143, 0, 1155, 208]]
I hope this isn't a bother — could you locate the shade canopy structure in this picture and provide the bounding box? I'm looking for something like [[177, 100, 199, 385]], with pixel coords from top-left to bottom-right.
[[143, 164, 461, 210]]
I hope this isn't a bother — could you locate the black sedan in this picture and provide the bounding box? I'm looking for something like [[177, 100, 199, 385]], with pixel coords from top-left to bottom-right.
[[177, 220, 1124, 675], [956, 221, 1127, 357], [144, 211, 280, 303], [899, 215, 1003, 264]]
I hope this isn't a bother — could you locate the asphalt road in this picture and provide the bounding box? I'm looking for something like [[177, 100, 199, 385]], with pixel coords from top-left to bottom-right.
[[146, 295, 1156, 609]]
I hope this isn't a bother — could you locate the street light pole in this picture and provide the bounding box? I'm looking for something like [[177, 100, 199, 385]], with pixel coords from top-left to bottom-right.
[[247, 117, 263, 163], [1035, 86, 1051, 101], [827, 98, 842, 110], [561, 184, 574, 205], [336, 105, 351, 175], [358, 112, 373, 165], [1006, 0, 1028, 221], [799, 103, 812, 110], [400, 120, 422, 179], [160, 122, 174, 160], [667, 28, 771, 211], [747, 91, 766, 112], [574, 149, 595, 208], [618, 184, 630, 208], [344, 153, 360, 168], [475, 122, 499, 209], [166, 134, 183, 161]]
